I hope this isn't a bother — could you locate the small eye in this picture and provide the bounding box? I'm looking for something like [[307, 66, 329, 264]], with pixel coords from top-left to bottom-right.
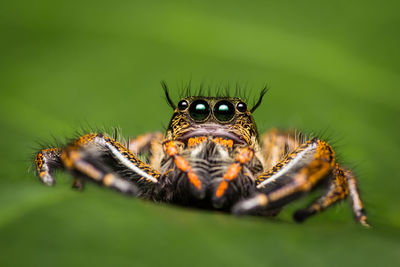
[[189, 100, 210, 121], [178, 100, 189, 110], [214, 100, 235, 122], [236, 101, 247, 112]]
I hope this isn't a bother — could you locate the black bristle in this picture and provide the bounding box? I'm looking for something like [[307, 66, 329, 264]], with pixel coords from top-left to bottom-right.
[[250, 86, 269, 113], [161, 81, 176, 110], [171, 81, 269, 108]]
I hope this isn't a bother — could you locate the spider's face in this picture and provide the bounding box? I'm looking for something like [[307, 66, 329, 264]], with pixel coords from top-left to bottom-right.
[[166, 97, 258, 145]]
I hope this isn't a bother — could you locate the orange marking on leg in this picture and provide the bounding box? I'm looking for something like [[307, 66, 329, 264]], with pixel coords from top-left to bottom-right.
[[62, 150, 82, 169], [215, 163, 242, 198], [187, 171, 202, 190], [69, 134, 98, 149], [61, 150, 103, 181], [35, 153, 44, 169], [216, 180, 229, 198], [103, 174, 115, 186], [35, 148, 60, 171], [214, 147, 254, 198], [174, 155, 190, 172], [267, 140, 335, 202], [61, 151, 73, 168], [175, 156, 202, 189], [236, 148, 254, 164], [223, 163, 242, 181], [257, 194, 269, 206], [163, 141, 178, 156], [164, 140, 204, 190], [74, 161, 103, 181]]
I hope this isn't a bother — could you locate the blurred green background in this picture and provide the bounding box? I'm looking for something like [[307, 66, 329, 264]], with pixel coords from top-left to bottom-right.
[[1, 0, 399, 266]]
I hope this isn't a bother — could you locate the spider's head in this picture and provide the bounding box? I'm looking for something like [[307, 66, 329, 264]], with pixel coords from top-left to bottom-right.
[[162, 83, 267, 146]]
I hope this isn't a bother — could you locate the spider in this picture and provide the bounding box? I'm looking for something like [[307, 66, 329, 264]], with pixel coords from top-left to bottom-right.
[[34, 83, 369, 226]]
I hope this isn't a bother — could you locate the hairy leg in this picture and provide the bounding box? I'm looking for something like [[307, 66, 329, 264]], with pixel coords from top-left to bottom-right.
[[292, 164, 348, 221], [260, 129, 302, 170], [233, 139, 369, 226], [293, 165, 369, 226], [233, 139, 335, 213], [35, 148, 62, 185], [127, 131, 163, 155], [35, 133, 161, 195], [35, 147, 87, 190], [126, 131, 164, 171], [346, 169, 369, 226]]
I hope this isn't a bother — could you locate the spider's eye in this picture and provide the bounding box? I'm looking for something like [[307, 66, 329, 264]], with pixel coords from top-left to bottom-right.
[[214, 100, 235, 122], [189, 100, 210, 121], [236, 101, 247, 112], [178, 100, 189, 111]]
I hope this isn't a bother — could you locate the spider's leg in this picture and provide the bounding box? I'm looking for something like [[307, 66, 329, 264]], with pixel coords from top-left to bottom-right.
[[292, 164, 347, 222], [233, 139, 335, 214], [261, 128, 302, 169], [71, 177, 85, 190], [212, 147, 254, 208], [346, 169, 369, 226], [126, 131, 164, 155], [293, 165, 369, 226], [35, 148, 62, 185], [35, 147, 86, 190], [126, 131, 164, 170], [163, 140, 206, 198], [60, 133, 161, 195]]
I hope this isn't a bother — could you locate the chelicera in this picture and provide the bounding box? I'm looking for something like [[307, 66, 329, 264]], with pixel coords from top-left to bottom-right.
[[34, 84, 369, 226]]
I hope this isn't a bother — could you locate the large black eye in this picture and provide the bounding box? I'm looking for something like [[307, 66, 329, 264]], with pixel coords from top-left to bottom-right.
[[189, 100, 210, 121], [178, 100, 189, 110], [214, 100, 235, 122], [236, 101, 247, 112]]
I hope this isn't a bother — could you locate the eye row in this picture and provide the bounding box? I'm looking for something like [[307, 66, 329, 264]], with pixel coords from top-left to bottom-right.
[[177, 99, 247, 122]]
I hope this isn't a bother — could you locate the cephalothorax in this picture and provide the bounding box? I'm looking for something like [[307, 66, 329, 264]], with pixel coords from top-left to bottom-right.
[[34, 84, 369, 226]]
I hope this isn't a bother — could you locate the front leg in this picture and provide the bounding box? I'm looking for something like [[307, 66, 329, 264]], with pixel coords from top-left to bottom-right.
[[35, 133, 161, 195], [289, 164, 368, 226], [35, 147, 84, 190], [233, 139, 333, 212], [293, 164, 369, 226], [35, 148, 62, 185], [233, 139, 369, 226], [292, 164, 349, 223]]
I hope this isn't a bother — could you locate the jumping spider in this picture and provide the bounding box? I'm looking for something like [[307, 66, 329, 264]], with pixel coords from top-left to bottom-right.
[[34, 84, 369, 226]]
